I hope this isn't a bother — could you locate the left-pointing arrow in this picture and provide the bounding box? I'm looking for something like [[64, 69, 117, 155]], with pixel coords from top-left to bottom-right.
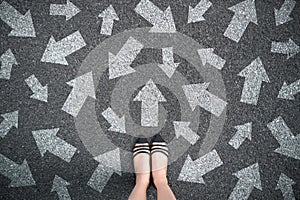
[[188, 0, 212, 23], [0, 49, 18, 80], [51, 175, 71, 200], [278, 79, 300, 100], [0, 111, 18, 138], [50, 0, 81, 21], [25, 74, 48, 102], [0, 1, 36, 37], [0, 154, 35, 187], [102, 107, 126, 133], [32, 128, 77, 162]]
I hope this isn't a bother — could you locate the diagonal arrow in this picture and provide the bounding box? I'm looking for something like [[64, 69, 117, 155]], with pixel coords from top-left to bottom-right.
[[99, 5, 119, 36], [197, 48, 225, 70], [41, 30, 86, 65], [50, 0, 80, 21], [229, 122, 252, 149], [62, 71, 96, 117], [51, 175, 71, 200], [188, 0, 212, 23], [109, 36, 143, 79], [229, 163, 262, 200], [182, 82, 227, 117], [88, 148, 121, 193], [238, 57, 270, 105], [158, 47, 180, 78], [267, 116, 300, 160], [271, 39, 300, 59], [0, 1, 36, 37], [0, 49, 18, 80], [178, 150, 223, 184], [278, 79, 300, 100], [276, 173, 296, 200], [32, 128, 77, 162], [135, 0, 176, 33], [25, 74, 48, 102], [173, 121, 200, 145], [224, 0, 257, 42], [133, 79, 166, 127], [0, 111, 18, 138], [0, 154, 35, 187], [274, 0, 296, 26], [102, 107, 126, 133]]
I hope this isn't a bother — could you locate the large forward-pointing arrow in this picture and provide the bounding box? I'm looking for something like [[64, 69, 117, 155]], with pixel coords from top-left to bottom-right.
[[50, 0, 81, 21], [158, 47, 180, 78], [62, 71, 96, 117], [224, 0, 257, 42], [182, 82, 227, 117], [51, 175, 71, 200], [133, 79, 166, 127], [188, 0, 212, 23], [135, 0, 176, 33], [267, 116, 300, 160], [229, 163, 262, 200], [229, 122, 252, 149], [32, 128, 77, 162], [41, 30, 86, 65], [197, 48, 225, 70], [278, 79, 300, 100], [0, 111, 18, 138], [274, 0, 296, 26], [0, 154, 35, 187], [99, 5, 119, 36], [0, 49, 18, 80], [102, 107, 126, 133], [0, 1, 36, 37], [173, 121, 200, 145], [276, 173, 296, 200], [178, 150, 223, 184], [271, 39, 300, 59], [25, 74, 48, 102], [238, 57, 270, 105]]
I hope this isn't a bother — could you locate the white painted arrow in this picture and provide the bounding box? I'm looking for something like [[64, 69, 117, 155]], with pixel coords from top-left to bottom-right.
[[41, 30, 86, 65], [0, 111, 18, 138], [238, 57, 270, 105], [50, 0, 80, 21], [276, 173, 296, 200], [32, 128, 77, 162], [188, 0, 212, 23], [135, 0, 176, 33], [267, 116, 300, 160], [275, 0, 296, 26], [51, 175, 71, 200], [158, 47, 180, 78], [0, 49, 18, 80], [0, 1, 36, 37], [88, 148, 121, 193], [178, 150, 223, 184], [62, 71, 96, 117], [99, 5, 119, 36], [25, 74, 48, 102], [278, 79, 300, 100], [271, 39, 300, 59], [109, 36, 143, 79], [102, 107, 126, 133], [0, 154, 35, 187], [133, 79, 166, 127], [229, 163, 262, 200], [182, 82, 227, 117], [197, 48, 225, 70], [173, 121, 200, 145], [229, 122, 252, 149], [224, 0, 257, 42]]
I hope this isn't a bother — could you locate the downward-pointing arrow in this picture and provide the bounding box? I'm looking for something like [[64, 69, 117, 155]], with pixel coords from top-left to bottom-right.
[[135, 0, 176, 33], [197, 48, 225, 70], [102, 107, 126, 133], [50, 0, 81, 21], [238, 57, 270, 105], [224, 0, 257, 42], [0, 111, 18, 138], [0, 1, 36, 37], [158, 47, 180, 78], [229, 163, 262, 200], [0, 154, 35, 187], [25, 74, 48, 102], [51, 175, 71, 200], [276, 173, 296, 200], [62, 71, 96, 117], [133, 79, 166, 127], [32, 128, 77, 162], [173, 121, 200, 145], [41, 30, 86, 65], [229, 122, 252, 149], [271, 39, 300, 59], [0, 49, 18, 80], [188, 0, 212, 23], [278, 79, 300, 100], [99, 5, 119, 36], [274, 0, 296, 26]]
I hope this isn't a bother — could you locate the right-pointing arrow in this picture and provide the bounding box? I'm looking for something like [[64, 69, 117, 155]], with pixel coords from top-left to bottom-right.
[[0, 111, 18, 138], [102, 107, 126, 133], [229, 122, 252, 149], [197, 48, 225, 70], [51, 175, 71, 200], [276, 173, 296, 200], [173, 121, 200, 145], [274, 0, 296, 26], [0, 49, 18, 80], [278, 79, 300, 100], [271, 39, 300, 59], [188, 0, 212, 23], [50, 0, 81, 21]]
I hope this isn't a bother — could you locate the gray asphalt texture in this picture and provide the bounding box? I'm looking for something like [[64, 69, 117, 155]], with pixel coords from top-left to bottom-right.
[[0, 0, 300, 199]]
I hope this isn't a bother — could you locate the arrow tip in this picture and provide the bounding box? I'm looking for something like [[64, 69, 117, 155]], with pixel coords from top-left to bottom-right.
[[238, 57, 270, 82], [32, 128, 60, 156], [94, 148, 122, 175], [67, 71, 96, 99], [278, 82, 295, 100], [1, 110, 18, 128], [178, 154, 205, 184], [229, 0, 257, 24], [8, 10, 36, 37], [30, 85, 48, 102], [276, 173, 295, 190], [150, 6, 176, 33], [234, 163, 262, 190], [51, 175, 70, 192], [65, 0, 81, 21], [99, 5, 119, 20], [197, 48, 214, 65], [188, 5, 205, 23], [134, 79, 166, 102], [234, 122, 252, 140], [41, 36, 68, 65], [9, 159, 36, 187]]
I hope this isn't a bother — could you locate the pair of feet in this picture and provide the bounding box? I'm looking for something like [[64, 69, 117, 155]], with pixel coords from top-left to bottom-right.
[[133, 134, 169, 189]]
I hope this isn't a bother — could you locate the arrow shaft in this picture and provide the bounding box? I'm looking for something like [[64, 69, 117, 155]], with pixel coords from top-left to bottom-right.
[[229, 133, 246, 149], [48, 137, 76, 162], [207, 53, 225, 70], [101, 18, 114, 35], [88, 164, 114, 193], [50, 4, 67, 16], [141, 102, 159, 127], [267, 117, 294, 145], [0, 1, 24, 28], [56, 187, 71, 200], [224, 14, 249, 42], [279, 0, 296, 15], [181, 129, 199, 145], [271, 41, 289, 54], [162, 47, 175, 64], [195, 0, 212, 14], [102, 108, 119, 125], [196, 150, 223, 176], [197, 91, 227, 117], [116, 37, 144, 65], [287, 80, 300, 95], [240, 77, 262, 105], [56, 31, 86, 56], [0, 119, 13, 138], [281, 186, 295, 200], [25, 75, 43, 93], [135, 0, 164, 25], [0, 154, 19, 180], [229, 180, 254, 200], [62, 89, 88, 117]]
